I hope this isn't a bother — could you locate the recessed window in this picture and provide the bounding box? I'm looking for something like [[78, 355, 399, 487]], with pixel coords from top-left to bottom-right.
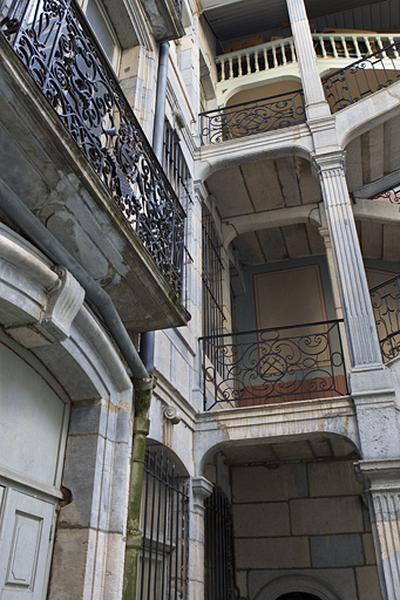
[[83, 0, 120, 71]]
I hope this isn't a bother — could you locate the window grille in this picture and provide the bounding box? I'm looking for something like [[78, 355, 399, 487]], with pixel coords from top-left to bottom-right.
[[204, 486, 237, 600], [138, 447, 189, 600], [163, 120, 192, 208], [202, 208, 225, 364]]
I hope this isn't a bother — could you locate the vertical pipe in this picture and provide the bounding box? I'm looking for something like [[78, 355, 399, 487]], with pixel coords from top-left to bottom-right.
[[124, 388, 152, 600], [124, 41, 171, 600], [140, 41, 171, 374]]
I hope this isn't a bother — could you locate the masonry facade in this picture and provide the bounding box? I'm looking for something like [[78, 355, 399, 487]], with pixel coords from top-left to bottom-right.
[[0, 0, 400, 599]]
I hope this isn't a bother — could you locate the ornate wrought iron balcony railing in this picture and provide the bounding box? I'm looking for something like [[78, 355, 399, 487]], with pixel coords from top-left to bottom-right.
[[322, 40, 400, 113], [0, 0, 186, 297], [199, 89, 305, 145], [370, 275, 400, 362], [201, 320, 348, 411], [372, 187, 400, 203]]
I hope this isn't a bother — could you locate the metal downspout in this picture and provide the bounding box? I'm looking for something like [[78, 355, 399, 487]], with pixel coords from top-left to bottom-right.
[[123, 41, 171, 600]]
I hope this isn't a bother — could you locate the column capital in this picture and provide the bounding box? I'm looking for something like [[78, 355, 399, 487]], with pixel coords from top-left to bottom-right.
[[357, 459, 400, 493], [312, 150, 346, 174], [191, 476, 213, 511], [193, 180, 208, 203]]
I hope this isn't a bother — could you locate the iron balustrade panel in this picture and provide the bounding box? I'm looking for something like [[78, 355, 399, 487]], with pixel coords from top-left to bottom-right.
[[202, 208, 225, 364], [322, 40, 400, 113], [204, 487, 237, 600], [172, 0, 183, 20], [201, 320, 348, 411], [199, 89, 306, 145], [0, 0, 186, 297], [370, 275, 400, 362], [372, 187, 400, 204], [138, 448, 189, 600]]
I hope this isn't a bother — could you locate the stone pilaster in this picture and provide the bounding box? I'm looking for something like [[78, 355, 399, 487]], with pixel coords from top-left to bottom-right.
[[314, 151, 383, 372], [188, 476, 214, 600], [286, 0, 331, 120], [358, 460, 400, 600]]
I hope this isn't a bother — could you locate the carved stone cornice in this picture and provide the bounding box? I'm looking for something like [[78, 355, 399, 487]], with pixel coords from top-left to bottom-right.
[[357, 459, 400, 493]]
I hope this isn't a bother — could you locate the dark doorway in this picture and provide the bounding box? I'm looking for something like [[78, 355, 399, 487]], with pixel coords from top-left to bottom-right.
[[276, 594, 322, 600]]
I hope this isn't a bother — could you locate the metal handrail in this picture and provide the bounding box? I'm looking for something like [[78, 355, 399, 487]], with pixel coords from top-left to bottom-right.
[[322, 40, 400, 113], [199, 318, 344, 341], [199, 88, 305, 145], [370, 275, 400, 362], [202, 319, 348, 411]]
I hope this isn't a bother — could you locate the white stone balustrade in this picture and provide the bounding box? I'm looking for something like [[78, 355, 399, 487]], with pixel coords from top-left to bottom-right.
[[216, 32, 400, 103]]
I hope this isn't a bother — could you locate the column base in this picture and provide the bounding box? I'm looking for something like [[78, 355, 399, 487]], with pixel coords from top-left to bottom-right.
[[350, 366, 394, 398]]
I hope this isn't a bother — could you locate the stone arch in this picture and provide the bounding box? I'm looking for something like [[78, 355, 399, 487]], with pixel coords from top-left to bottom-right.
[[146, 437, 191, 477], [336, 81, 400, 149], [254, 574, 342, 600], [196, 429, 361, 477], [0, 225, 133, 599], [197, 142, 314, 191], [223, 74, 302, 106]]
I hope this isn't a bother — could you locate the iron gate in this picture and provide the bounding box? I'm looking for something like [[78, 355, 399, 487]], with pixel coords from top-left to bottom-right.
[[138, 448, 189, 600], [205, 486, 237, 600]]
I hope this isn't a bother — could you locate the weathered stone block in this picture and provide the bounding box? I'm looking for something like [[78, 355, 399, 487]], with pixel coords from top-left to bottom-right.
[[235, 536, 310, 569], [308, 460, 363, 497], [232, 463, 308, 503], [363, 532, 377, 565], [233, 502, 290, 537], [291, 497, 363, 534], [310, 534, 364, 567], [356, 566, 383, 600]]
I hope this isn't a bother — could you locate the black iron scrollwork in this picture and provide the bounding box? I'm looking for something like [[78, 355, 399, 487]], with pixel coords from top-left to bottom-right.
[[372, 187, 400, 204], [199, 89, 306, 145], [322, 40, 400, 113], [0, 0, 185, 296], [370, 276, 400, 362], [201, 320, 348, 410]]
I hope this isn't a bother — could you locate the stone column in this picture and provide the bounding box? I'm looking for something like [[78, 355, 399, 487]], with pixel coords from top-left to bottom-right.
[[286, 0, 331, 120], [188, 476, 214, 600], [318, 221, 353, 370], [314, 151, 384, 373], [358, 460, 400, 600]]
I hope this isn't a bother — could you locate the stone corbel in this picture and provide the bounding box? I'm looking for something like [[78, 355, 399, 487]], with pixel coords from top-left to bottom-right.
[[191, 476, 214, 512], [41, 266, 85, 341], [7, 266, 85, 347], [163, 404, 181, 447], [357, 459, 400, 493]]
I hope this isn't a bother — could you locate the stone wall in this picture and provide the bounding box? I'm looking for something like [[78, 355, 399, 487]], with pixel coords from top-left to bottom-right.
[[232, 459, 382, 600]]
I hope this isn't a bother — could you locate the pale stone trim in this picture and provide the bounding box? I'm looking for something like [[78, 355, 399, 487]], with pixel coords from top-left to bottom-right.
[[195, 397, 359, 474], [254, 573, 342, 600], [358, 460, 400, 600], [314, 151, 383, 368]]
